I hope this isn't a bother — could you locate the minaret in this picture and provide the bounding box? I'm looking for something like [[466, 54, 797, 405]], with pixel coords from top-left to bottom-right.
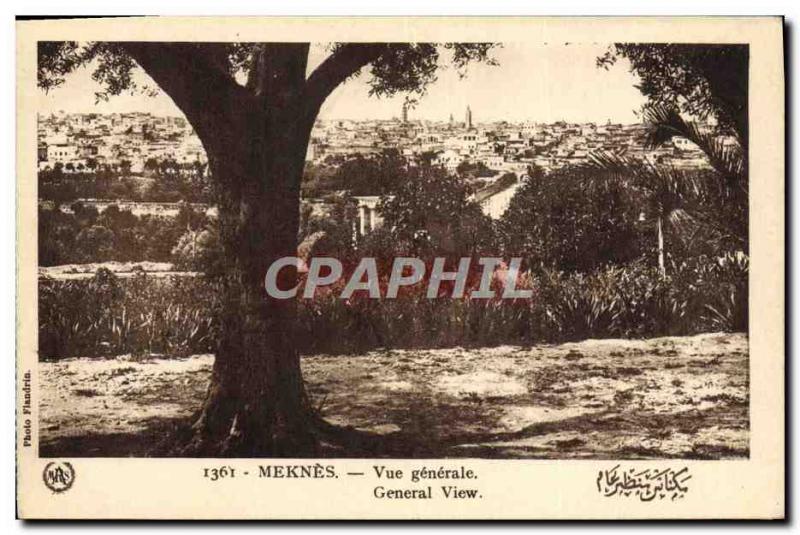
[[401, 102, 409, 123], [465, 105, 473, 129], [449, 113, 454, 128]]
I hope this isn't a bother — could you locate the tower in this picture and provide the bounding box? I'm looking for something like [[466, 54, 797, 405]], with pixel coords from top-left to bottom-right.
[[401, 102, 409, 123], [465, 105, 473, 129]]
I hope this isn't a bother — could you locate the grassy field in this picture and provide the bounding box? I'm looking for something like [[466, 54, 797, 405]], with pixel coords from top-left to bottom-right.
[[40, 332, 748, 459]]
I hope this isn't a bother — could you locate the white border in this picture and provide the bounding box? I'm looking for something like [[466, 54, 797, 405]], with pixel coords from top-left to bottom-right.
[[4, 2, 795, 532]]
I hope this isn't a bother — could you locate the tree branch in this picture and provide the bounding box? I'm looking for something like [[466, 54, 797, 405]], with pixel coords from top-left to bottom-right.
[[303, 43, 388, 122], [120, 42, 254, 148]]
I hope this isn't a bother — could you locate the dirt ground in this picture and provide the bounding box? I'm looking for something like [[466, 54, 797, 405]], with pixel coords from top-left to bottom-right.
[[39, 332, 748, 459]]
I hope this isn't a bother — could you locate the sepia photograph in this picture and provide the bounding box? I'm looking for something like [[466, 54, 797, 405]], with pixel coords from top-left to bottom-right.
[[15, 15, 784, 520], [35, 39, 750, 460]]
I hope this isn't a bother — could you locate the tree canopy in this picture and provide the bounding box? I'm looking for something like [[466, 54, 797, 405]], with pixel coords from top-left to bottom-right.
[[499, 165, 644, 273], [378, 162, 495, 257], [39, 42, 499, 126], [598, 43, 748, 143]]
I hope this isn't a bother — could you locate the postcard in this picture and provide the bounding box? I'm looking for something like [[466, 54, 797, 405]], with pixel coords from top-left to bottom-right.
[[16, 16, 784, 519]]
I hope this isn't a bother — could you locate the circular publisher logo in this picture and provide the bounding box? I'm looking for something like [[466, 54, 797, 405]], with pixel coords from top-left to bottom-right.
[[43, 461, 75, 493]]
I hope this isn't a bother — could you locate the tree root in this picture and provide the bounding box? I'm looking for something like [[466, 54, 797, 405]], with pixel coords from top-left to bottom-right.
[[148, 406, 433, 458]]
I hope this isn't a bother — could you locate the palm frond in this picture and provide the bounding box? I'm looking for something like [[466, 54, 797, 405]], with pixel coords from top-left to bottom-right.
[[642, 104, 746, 185], [586, 150, 745, 249]]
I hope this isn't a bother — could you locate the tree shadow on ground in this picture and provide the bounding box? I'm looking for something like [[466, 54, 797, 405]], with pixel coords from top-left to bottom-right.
[[40, 417, 193, 458], [39, 403, 748, 460], [311, 404, 747, 459]]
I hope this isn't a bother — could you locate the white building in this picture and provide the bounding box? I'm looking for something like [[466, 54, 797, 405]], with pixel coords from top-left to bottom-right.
[[353, 196, 384, 236], [482, 154, 505, 169], [433, 149, 465, 172], [46, 143, 78, 162]]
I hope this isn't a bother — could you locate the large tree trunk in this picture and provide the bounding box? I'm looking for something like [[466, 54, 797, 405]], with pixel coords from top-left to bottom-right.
[[180, 64, 319, 457], [184, 131, 315, 456], [120, 42, 390, 457]]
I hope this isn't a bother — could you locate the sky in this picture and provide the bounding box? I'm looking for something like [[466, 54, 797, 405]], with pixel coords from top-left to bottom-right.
[[37, 43, 648, 124]]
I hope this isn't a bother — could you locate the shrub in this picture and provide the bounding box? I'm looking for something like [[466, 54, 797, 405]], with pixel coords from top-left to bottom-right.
[[38, 204, 209, 266], [38, 256, 748, 360], [39, 270, 221, 359], [171, 226, 225, 275]]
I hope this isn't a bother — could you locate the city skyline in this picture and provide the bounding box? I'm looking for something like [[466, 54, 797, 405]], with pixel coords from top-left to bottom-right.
[[37, 43, 648, 125]]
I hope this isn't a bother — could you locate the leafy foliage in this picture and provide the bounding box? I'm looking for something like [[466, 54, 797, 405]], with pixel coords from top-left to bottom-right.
[[499, 164, 645, 273], [298, 195, 360, 260], [456, 160, 497, 180], [39, 271, 221, 359], [39, 42, 157, 102], [588, 140, 747, 253], [39, 41, 500, 106], [39, 203, 211, 266], [642, 104, 746, 181], [37, 42, 749, 365], [321, 149, 408, 197], [39, 161, 211, 204], [171, 226, 225, 275], [598, 44, 748, 142], [39, 256, 748, 359], [378, 163, 496, 256]]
